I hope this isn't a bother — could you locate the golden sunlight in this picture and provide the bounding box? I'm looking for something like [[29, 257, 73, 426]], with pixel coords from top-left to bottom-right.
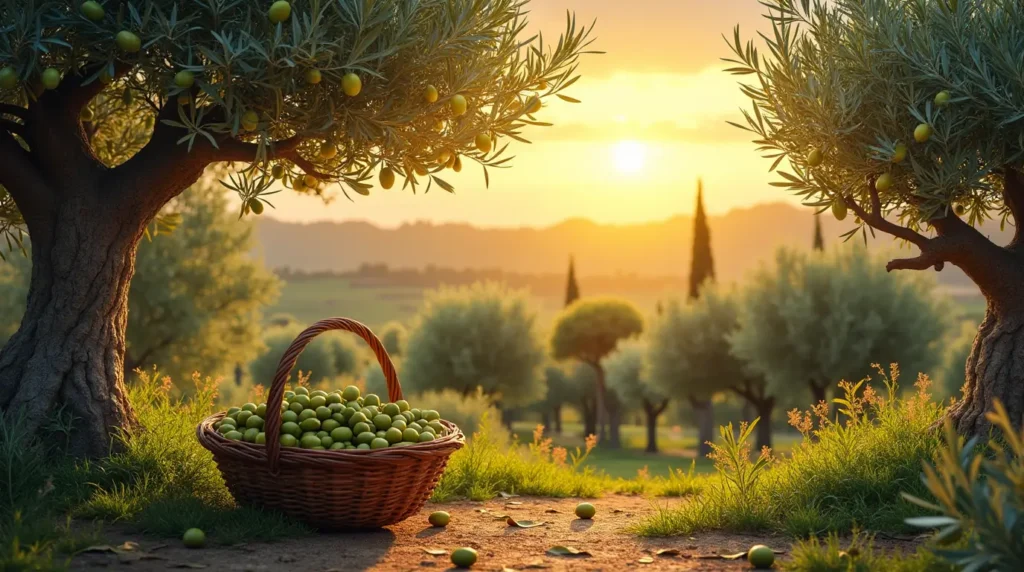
[[612, 140, 648, 174]]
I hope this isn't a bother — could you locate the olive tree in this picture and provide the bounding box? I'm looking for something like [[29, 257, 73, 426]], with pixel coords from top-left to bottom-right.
[[403, 282, 546, 408], [648, 286, 773, 452], [537, 362, 577, 433], [604, 340, 669, 453], [0, 0, 593, 455], [727, 0, 1024, 435], [730, 245, 949, 411], [378, 321, 406, 357], [550, 298, 643, 448], [0, 176, 278, 388], [250, 325, 360, 387]]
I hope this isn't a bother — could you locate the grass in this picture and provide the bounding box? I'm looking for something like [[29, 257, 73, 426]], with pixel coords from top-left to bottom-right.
[[783, 530, 957, 572], [431, 420, 704, 502], [0, 369, 309, 571], [634, 365, 945, 537]]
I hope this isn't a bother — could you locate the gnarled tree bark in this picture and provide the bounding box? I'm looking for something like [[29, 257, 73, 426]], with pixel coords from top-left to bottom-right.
[[844, 168, 1024, 436]]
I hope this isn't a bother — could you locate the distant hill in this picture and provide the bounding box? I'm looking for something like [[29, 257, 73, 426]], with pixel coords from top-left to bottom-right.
[[253, 202, 1013, 295]]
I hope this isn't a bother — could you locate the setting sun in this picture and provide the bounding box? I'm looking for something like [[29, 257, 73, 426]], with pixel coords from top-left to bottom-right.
[[613, 140, 648, 174]]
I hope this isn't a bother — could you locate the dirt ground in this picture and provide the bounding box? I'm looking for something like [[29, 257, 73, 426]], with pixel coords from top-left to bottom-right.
[[68, 495, 921, 571]]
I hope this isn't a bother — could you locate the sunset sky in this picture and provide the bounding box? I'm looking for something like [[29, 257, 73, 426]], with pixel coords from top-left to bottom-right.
[[271, 0, 790, 228]]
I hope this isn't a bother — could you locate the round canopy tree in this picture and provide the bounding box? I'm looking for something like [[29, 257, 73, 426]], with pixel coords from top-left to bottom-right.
[[648, 286, 773, 452], [731, 245, 949, 412], [727, 1, 1024, 434], [0, 0, 593, 455], [550, 297, 643, 448], [402, 282, 546, 408]]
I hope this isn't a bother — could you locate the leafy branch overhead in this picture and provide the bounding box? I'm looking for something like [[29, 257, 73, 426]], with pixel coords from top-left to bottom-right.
[[724, 0, 1024, 238], [0, 0, 598, 230]]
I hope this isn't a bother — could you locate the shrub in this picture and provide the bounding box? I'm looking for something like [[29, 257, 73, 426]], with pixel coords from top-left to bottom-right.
[[249, 326, 360, 387], [410, 388, 503, 440], [784, 530, 957, 572], [903, 402, 1024, 571], [634, 365, 944, 536]]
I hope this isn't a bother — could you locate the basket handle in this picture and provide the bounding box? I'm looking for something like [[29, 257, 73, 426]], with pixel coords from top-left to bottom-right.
[[263, 318, 401, 472]]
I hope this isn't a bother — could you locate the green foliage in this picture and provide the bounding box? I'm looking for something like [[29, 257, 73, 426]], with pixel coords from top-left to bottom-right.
[[903, 402, 1024, 571], [378, 321, 406, 357], [0, 0, 595, 231], [249, 325, 360, 387], [935, 320, 976, 401], [550, 297, 643, 364], [633, 366, 944, 536], [730, 244, 950, 404], [647, 283, 745, 401], [126, 176, 280, 384], [603, 339, 666, 409], [538, 362, 581, 411], [403, 282, 546, 407], [726, 0, 1024, 227], [784, 530, 957, 572]]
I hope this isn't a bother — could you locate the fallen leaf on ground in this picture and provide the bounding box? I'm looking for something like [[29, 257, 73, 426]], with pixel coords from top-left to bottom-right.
[[507, 501, 523, 505], [506, 517, 546, 528], [522, 561, 551, 569], [611, 509, 625, 514], [655, 549, 681, 557], [476, 508, 489, 513], [499, 492, 519, 499], [422, 548, 447, 556], [491, 514, 512, 520], [721, 552, 748, 560], [544, 509, 560, 514], [638, 557, 654, 563], [75, 545, 119, 555], [148, 544, 169, 552], [546, 546, 591, 557], [117, 542, 141, 552], [167, 563, 207, 569]]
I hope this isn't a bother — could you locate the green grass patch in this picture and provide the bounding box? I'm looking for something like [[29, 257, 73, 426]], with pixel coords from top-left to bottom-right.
[[432, 418, 703, 501], [633, 366, 945, 537]]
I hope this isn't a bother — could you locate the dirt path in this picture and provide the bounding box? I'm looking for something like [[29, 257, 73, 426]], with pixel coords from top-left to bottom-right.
[[68, 495, 917, 571]]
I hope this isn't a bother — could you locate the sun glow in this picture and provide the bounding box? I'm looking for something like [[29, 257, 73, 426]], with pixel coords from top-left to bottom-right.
[[612, 140, 648, 174]]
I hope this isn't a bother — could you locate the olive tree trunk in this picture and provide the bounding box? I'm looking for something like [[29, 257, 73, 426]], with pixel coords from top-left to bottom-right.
[[688, 395, 714, 458], [642, 398, 669, 454], [0, 85, 216, 458], [948, 296, 1024, 434]]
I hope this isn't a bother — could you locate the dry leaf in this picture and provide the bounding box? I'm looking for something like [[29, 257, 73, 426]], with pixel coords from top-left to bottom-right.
[[546, 546, 591, 557], [507, 501, 523, 505], [506, 517, 546, 528], [544, 509, 560, 514], [721, 552, 748, 560], [499, 492, 519, 499], [655, 548, 681, 557], [75, 545, 119, 555], [638, 557, 654, 563], [422, 548, 447, 556]]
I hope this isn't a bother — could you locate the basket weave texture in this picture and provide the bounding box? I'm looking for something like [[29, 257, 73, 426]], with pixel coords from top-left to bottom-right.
[[197, 317, 464, 529]]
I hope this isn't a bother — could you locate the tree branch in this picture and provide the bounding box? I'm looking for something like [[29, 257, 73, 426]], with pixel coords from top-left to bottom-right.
[[211, 137, 327, 178], [39, 62, 135, 114], [843, 183, 930, 248]]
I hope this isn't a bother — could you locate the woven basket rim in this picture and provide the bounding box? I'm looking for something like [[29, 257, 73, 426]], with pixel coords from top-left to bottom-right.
[[197, 412, 465, 467]]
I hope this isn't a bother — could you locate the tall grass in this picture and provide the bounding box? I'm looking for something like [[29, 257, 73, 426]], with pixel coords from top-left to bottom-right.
[[634, 365, 944, 536], [783, 530, 957, 572]]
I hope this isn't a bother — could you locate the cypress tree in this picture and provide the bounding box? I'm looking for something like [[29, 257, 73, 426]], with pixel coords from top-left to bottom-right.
[[813, 213, 825, 251], [686, 179, 716, 456], [688, 180, 715, 300], [565, 256, 581, 307]]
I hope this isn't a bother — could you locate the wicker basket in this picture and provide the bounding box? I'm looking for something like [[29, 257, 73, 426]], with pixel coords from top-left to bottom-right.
[[196, 317, 465, 529]]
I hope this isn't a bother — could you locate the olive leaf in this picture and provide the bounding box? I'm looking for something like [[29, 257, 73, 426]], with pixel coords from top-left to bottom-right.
[[422, 548, 447, 556], [638, 557, 654, 563], [506, 516, 546, 528], [655, 548, 681, 557], [546, 546, 591, 557]]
